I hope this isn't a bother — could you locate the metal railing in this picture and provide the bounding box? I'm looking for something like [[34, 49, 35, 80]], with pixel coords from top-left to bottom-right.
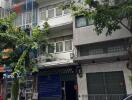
[[82, 94, 125, 100]]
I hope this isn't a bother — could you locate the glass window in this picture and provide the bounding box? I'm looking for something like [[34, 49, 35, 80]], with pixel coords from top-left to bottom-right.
[[40, 11, 46, 20], [48, 43, 54, 53], [48, 8, 54, 18], [65, 40, 72, 51], [64, 9, 69, 14], [39, 7, 47, 21], [76, 16, 94, 28], [26, 12, 32, 24], [88, 18, 94, 25], [76, 16, 87, 28], [56, 42, 63, 52], [56, 7, 62, 16]]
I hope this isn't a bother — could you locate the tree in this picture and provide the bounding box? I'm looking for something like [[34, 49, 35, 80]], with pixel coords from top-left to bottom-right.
[[0, 13, 49, 100], [62, 0, 132, 81]]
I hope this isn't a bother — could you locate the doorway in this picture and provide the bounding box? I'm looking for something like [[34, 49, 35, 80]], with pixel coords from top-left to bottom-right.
[[61, 81, 77, 100]]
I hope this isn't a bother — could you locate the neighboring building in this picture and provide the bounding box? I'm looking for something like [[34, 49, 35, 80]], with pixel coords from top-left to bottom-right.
[[0, 0, 38, 100], [73, 3, 132, 100]]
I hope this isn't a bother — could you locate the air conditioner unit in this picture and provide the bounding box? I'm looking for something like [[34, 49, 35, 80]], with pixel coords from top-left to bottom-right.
[[70, 52, 74, 59]]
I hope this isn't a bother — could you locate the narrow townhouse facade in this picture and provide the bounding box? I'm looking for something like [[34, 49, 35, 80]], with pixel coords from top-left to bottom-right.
[[37, 0, 78, 100], [73, 1, 132, 100]]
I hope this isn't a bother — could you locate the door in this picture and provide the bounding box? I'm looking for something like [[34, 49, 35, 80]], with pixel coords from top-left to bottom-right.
[[87, 71, 126, 100], [61, 81, 77, 100]]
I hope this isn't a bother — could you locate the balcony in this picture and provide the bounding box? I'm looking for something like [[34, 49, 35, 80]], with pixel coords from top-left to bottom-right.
[[37, 39, 74, 68], [37, 52, 74, 68], [38, 0, 72, 28]]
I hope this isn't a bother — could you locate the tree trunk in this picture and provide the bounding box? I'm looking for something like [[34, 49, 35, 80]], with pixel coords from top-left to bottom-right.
[[11, 77, 19, 100]]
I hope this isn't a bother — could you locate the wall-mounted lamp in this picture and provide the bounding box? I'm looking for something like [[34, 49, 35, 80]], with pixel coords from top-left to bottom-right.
[[76, 64, 83, 78]]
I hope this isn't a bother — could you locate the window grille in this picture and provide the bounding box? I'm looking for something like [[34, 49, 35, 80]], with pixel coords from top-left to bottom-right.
[[108, 46, 124, 53], [89, 48, 104, 55]]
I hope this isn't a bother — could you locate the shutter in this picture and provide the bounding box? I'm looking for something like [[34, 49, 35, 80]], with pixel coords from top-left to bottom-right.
[[38, 75, 61, 100]]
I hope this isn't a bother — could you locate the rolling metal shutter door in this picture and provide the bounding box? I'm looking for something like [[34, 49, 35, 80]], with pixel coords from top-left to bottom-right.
[[86, 71, 126, 100]]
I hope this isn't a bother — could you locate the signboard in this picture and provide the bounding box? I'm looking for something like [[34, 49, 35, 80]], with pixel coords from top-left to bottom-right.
[[38, 75, 61, 98]]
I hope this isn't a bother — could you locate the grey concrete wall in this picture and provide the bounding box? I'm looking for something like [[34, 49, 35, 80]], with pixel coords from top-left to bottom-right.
[[73, 22, 131, 46], [77, 61, 132, 100]]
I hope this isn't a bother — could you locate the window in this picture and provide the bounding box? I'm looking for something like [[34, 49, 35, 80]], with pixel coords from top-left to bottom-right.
[[26, 12, 32, 24], [64, 9, 69, 15], [76, 16, 94, 28], [56, 7, 62, 16], [89, 48, 104, 55], [48, 43, 54, 53], [56, 42, 63, 52], [48, 8, 54, 18], [76, 16, 87, 28], [65, 40, 72, 51], [40, 11, 46, 21], [39, 8, 47, 20]]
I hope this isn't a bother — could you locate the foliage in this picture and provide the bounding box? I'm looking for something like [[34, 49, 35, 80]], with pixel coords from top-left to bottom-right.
[[62, 0, 132, 35], [0, 13, 49, 100]]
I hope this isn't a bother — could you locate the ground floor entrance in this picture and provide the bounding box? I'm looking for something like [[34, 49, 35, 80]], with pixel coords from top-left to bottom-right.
[[38, 67, 77, 100], [86, 71, 126, 100]]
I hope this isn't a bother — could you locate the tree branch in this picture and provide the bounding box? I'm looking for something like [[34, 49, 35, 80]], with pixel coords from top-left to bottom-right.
[[120, 21, 132, 34]]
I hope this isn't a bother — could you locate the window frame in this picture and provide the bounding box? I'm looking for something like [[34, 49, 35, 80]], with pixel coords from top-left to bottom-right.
[[75, 15, 94, 28], [55, 41, 64, 53], [47, 43, 55, 54], [47, 8, 55, 19], [47, 40, 73, 54], [55, 7, 63, 17], [39, 2, 70, 21], [64, 39, 73, 51]]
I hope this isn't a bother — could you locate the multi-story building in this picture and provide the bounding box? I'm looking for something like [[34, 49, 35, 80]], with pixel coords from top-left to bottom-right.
[[73, 2, 132, 100], [0, 0, 38, 99], [0, 0, 132, 100], [36, 0, 78, 100]]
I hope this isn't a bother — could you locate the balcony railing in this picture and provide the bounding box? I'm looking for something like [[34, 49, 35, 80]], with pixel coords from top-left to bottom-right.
[[82, 94, 126, 100]]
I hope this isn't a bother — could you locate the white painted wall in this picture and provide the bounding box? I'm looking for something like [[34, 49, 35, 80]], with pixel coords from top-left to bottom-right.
[[39, 51, 73, 67], [37, 0, 73, 28], [77, 61, 132, 100]]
